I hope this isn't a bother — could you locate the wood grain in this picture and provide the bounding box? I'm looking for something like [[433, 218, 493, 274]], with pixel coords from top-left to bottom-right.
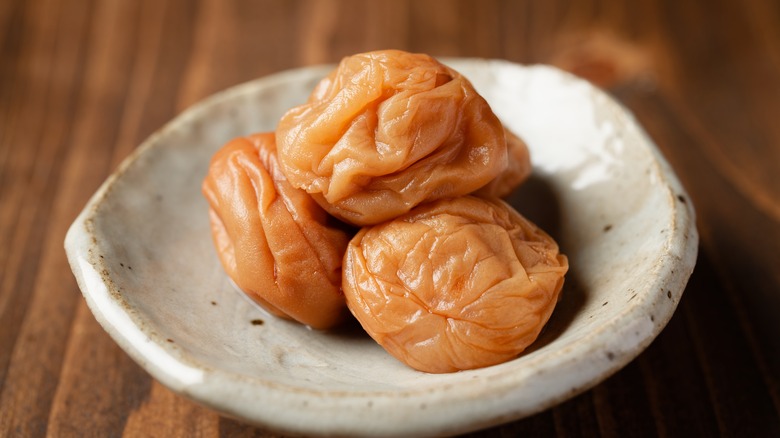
[[1, 0, 778, 436]]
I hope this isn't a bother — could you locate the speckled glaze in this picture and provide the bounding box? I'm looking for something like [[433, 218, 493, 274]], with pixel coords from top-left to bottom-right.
[[64, 60, 698, 437]]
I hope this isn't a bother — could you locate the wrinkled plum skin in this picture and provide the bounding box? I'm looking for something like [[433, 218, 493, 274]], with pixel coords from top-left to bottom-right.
[[202, 133, 351, 330], [343, 196, 568, 373], [276, 50, 510, 226]]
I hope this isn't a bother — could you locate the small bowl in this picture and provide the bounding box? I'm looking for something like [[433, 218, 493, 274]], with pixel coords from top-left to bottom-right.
[[65, 59, 697, 437]]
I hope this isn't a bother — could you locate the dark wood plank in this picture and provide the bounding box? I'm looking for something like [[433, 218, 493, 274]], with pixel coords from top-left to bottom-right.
[[550, 392, 601, 438], [616, 81, 780, 414], [0, 0, 94, 429], [0, 0, 779, 436], [0, 0, 149, 434], [0, 0, 61, 293], [682, 260, 780, 436], [123, 381, 220, 437], [590, 362, 659, 437], [45, 0, 203, 435], [612, 87, 780, 435], [408, 0, 462, 56], [457, 0, 503, 58], [177, 0, 300, 109], [536, 0, 780, 431], [46, 305, 153, 437], [0, 0, 56, 389], [218, 417, 288, 438], [636, 298, 720, 437], [364, 0, 410, 52]]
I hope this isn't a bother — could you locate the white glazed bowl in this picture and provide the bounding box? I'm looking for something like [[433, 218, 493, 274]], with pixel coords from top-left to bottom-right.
[[65, 59, 697, 437]]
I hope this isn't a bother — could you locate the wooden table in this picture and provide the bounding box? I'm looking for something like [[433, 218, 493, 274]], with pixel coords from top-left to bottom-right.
[[2, 0, 779, 436]]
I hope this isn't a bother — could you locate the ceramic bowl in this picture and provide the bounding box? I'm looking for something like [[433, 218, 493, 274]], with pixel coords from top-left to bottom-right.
[[65, 59, 697, 437]]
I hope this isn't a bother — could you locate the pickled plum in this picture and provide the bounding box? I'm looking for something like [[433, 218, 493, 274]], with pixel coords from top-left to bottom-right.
[[342, 196, 568, 373], [202, 133, 351, 329], [276, 50, 509, 226]]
